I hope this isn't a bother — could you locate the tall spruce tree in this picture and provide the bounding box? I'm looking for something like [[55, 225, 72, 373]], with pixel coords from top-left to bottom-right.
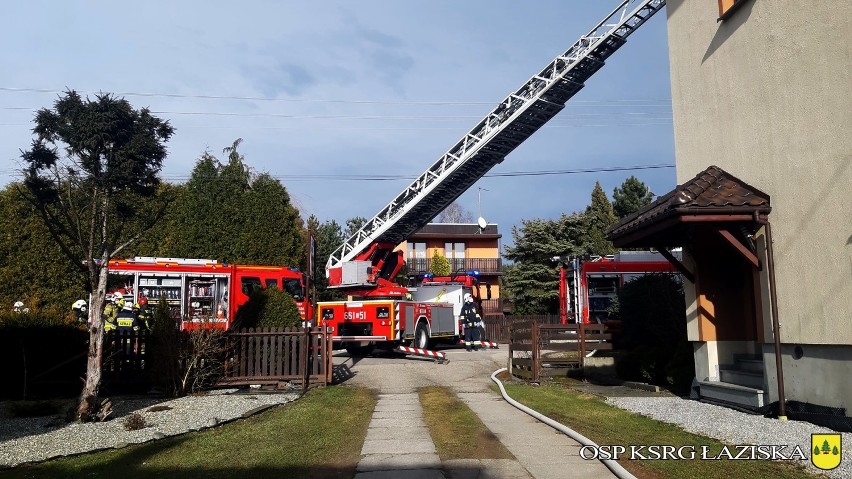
[[20, 90, 174, 421], [307, 215, 345, 301], [503, 214, 589, 314], [585, 181, 617, 256], [169, 139, 305, 267], [612, 176, 654, 219]]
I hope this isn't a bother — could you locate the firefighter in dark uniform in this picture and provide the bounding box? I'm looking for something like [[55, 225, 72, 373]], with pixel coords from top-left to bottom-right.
[[135, 297, 154, 331], [460, 293, 482, 351], [116, 300, 140, 332]]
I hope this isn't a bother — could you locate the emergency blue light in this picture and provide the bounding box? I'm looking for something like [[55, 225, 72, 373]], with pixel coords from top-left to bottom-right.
[[466, 270, 480, 276], [423, 273, 434, 279]]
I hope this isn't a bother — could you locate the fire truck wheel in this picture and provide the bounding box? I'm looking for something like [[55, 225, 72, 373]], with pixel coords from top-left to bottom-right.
[[412, 321, 430, 350], [345, 344, 375, 357]]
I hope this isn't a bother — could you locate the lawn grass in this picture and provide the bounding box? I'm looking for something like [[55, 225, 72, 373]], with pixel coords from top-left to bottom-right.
[[498, 380, 818, 479], [0, 386, 376, 479], [419, 386, 513, 461]]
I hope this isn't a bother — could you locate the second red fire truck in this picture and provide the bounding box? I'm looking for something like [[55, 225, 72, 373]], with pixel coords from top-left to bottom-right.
[[106, 257, 310, 330]]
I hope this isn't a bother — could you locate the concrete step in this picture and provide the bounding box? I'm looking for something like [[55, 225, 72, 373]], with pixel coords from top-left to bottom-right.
[[719, 368, 764, 389], [735, 357, 765, 374], [697, 380, 766, 409]]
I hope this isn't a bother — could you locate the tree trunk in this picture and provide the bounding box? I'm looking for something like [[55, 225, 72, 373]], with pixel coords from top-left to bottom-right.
[[76, 247, 111, 421]]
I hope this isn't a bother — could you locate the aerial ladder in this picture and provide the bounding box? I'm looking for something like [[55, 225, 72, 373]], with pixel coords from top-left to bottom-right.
[[326, 0, 666, 290]]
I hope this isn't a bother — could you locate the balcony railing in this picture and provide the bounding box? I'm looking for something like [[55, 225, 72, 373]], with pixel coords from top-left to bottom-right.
[[407, 257, 502, 275], [481, 299, 504, 314]]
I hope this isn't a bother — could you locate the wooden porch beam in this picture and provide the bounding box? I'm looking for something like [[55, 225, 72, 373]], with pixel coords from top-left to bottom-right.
[[717, 229, 761, 270], [655, 246, 696, 283]]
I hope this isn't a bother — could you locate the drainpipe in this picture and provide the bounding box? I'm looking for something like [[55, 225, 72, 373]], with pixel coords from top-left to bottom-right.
[[757, 215, 787, 420]]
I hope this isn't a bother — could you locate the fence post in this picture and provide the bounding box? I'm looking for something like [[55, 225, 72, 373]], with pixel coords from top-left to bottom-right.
[[531, 319, 539, 382], [507, 319, 514, 376]]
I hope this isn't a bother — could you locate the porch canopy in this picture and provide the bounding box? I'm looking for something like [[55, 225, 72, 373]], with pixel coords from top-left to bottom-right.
[[607, 165, 771, 279]]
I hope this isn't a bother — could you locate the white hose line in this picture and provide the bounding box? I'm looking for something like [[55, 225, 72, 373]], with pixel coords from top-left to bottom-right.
[[490, 368, 636, 479]]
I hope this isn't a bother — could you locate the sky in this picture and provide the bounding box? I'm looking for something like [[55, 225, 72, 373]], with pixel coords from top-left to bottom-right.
[[0, 1, 675, 250]]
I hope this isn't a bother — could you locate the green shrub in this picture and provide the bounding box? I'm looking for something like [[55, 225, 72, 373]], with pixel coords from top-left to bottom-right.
[[614, 274, 692, 393], [234, 287, 301, 329]]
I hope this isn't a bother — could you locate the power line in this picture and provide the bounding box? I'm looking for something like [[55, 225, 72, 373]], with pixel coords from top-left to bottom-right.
[[153, 163, 675, 182], [0, 86, 672, 107]]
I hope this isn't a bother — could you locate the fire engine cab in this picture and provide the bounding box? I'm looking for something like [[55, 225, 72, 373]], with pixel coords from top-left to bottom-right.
[[319, 271, 489, 356], [106, 257, 309, 330]]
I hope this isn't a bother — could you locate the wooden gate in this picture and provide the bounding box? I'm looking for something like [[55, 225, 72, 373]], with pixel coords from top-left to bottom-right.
[[508, 317, 613, 381], [217, 327, 333, 387]]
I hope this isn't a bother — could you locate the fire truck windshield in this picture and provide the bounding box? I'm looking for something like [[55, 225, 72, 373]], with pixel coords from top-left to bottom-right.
[[283, 278, 303, 300]]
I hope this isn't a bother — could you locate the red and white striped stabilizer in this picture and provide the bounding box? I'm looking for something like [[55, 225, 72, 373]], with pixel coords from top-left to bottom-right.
[[458, 339, 500, 349], [395, 345, 448, 363]]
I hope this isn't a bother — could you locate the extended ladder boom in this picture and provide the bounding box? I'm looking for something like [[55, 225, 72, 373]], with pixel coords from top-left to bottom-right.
[[327, 0, 666, 284]]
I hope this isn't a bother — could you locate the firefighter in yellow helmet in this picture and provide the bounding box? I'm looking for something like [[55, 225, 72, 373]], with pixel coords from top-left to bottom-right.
[[103, 293, 121, 332]]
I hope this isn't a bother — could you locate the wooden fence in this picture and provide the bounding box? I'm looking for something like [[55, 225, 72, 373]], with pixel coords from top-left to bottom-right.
[[101, 327, 332, 391], [217, 327, 332, 387], [482, 314, 509, 343], [508, 317, 613, 381], [102, 331, 150, 391]]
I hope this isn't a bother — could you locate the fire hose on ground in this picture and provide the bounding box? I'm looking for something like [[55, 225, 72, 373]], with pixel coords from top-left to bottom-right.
[[490, 368, 637, 479]]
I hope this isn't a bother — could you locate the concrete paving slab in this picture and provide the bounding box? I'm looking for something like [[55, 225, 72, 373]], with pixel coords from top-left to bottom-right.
[[357, 453, 442, 471], [355, 469, 445, 479], [444, 459, 533, 479], [373, 409, 423, 419], [524, 461, 612, 479], [362, 437, 436, 455], [455, 390, 616, 478], [365, 426, 431, 441], [374, 402, 423, 412], [369, 416, 427, 428]]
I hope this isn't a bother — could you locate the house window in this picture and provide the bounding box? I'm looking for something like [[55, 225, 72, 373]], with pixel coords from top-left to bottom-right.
[[718, 0, 748, 20], [445, 242, 466, 271], [410, 242, 427, 259], [409, 242, 427, 272]]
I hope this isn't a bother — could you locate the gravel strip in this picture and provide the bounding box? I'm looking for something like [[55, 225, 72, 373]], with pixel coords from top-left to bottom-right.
[[0, 389, 299, 468], [607, 396, 850, 479]]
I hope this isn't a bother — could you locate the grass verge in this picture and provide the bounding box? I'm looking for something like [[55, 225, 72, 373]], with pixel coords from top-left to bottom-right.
[[420, 386, 513, 460], [0, 386, 376, 479], [497, 380, 818, 479]]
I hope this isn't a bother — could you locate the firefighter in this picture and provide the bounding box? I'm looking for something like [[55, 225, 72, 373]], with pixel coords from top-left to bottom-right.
[[135, 297, 154, 331], [72, 299, 88, 323], [116, 299, 140, 332], [103, 294, 120, 332], [460, 293, 482, 351]]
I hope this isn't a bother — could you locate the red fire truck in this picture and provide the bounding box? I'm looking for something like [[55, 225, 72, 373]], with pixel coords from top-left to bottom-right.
[[106, 257, 310, 330], [318, 0, 666, 356], [319, 269, 490, 355], [559, 250, 680, 325]]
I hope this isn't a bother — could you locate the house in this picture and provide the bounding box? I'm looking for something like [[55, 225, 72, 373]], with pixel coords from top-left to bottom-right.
[[608, 0, 852, 421], [398, 223, 503, 315]]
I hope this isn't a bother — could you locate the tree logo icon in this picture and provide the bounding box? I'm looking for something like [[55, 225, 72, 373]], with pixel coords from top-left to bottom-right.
[[811, 434, 842, 470]]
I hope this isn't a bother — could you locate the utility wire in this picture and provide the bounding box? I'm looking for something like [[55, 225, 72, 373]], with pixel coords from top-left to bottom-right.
[[0, 86, 672, 107]]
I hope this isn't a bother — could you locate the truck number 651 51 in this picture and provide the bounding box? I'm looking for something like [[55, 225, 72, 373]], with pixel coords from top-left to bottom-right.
[[343, 311, 366, 321]]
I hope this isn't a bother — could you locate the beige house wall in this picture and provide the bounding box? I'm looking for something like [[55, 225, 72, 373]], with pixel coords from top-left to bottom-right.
[[666, 0, 852, 346]]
